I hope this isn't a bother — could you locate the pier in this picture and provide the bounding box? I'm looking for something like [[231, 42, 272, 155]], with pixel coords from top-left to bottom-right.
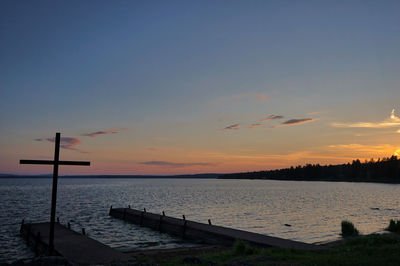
[[109, 207, 318, 250], [20, 221, 131, 265], [19, 208, 320, 264]]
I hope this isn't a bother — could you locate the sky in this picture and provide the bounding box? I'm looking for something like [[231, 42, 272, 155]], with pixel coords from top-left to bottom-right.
[[1, 0, 399, 175]]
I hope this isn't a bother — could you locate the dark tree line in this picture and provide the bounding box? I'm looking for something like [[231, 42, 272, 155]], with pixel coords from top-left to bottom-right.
[[219, 156, 400, 183]]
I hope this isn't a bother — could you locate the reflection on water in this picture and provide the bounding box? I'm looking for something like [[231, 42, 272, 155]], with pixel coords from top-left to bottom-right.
[[1, 178, 400, 263]]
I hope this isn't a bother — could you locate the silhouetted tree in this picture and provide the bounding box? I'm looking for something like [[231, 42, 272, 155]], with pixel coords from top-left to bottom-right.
[[219, 156, 400, 183]]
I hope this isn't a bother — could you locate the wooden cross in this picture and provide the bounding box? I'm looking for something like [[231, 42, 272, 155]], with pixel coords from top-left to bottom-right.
[[20, 132, 90, 254]]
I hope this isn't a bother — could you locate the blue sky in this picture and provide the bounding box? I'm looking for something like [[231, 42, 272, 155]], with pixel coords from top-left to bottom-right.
[[1, 1, 400, 174]]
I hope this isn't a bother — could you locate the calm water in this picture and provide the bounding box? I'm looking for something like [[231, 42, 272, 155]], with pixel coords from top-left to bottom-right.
[[1, 178, 400, 263]]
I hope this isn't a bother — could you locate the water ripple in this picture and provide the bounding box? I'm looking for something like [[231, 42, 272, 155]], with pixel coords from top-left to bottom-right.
[[1, 178, 400, 263]]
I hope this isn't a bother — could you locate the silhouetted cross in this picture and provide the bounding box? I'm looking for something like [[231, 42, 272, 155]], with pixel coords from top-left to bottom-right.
[[20, 132, 90, 254]]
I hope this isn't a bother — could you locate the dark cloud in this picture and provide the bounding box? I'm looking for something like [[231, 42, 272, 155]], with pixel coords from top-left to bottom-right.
[[223, 123, 240, 130], [260, 115, 284, 122], [221, 115, 315, 130], [82, 128, 127, 137], [140, 161, 215, 168], [280, 118, 315, 126], [35, 137, 85, 152]]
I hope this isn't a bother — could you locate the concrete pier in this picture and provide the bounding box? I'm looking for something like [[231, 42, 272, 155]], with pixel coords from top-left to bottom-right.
[[109, 207, 318, 250], [20, 222, 131, 265]]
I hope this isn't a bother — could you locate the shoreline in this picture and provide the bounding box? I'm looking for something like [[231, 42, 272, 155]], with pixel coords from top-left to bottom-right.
[[6, 233, 399, 265]]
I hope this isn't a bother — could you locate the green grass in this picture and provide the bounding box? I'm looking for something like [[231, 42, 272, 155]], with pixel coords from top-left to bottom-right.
[[155, 234, 400, 266], [232, 239, 259, 255], [263, 234, 400, 266]]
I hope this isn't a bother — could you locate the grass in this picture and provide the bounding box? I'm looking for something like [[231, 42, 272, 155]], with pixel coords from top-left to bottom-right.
[[152, 234, 400, 266], [232, 239, 258, 255], [341, 220, 359, 238], [386, 219, 400, 233]]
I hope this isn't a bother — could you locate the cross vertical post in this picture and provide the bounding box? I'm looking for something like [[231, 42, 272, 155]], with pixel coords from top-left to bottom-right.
[[49, 132, 60, 255], [20, 132, 90, 255]]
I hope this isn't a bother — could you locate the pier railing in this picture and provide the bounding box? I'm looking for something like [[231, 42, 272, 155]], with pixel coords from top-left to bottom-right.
[[109, 207, 318, 250]]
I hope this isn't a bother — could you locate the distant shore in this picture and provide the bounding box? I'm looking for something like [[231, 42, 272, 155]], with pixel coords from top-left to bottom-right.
[[220, 156, 400, 184], [219, 175, 400, 184]]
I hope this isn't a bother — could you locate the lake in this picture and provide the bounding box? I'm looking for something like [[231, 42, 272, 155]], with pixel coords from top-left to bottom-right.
[[1, 178, 399, 263]]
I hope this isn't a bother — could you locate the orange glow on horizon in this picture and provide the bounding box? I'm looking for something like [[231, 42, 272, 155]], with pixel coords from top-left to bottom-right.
[[9, 144, 399, 175]]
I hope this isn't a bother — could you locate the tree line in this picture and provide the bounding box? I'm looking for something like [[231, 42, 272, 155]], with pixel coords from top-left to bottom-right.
[[219, 156, 400, 183]]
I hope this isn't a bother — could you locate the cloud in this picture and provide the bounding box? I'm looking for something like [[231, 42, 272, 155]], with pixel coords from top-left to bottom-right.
[[35, 137, 85, 152], [222, 115, 315, 130], [281, 118, 315, 125], [203, 149, 355, 164], [260, 115, 283, 122], [328, 144, 390, 153], [206, 143, 399, 166], [272, 118, 316, 127], [332, 122, 400, 128], [391, 109, 400, 121], [332, 109, 400, 131], [249, 123, 263, 129], [82, 128, 127, 137], [328, 143, 400, 158], [223, 123, 240, 130], [83, 131, 115, 137], [139, 161, 215, 168]]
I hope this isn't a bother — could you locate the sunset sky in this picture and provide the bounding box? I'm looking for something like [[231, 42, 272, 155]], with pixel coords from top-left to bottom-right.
[[1, 1, 399, 175]]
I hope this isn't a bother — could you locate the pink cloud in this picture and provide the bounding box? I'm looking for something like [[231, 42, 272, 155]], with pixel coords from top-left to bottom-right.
[[35, 137, 86, 153], [249, 123, 263, 129]]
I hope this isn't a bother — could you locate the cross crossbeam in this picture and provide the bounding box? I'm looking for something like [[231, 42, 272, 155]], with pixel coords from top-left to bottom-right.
[[20, 160, 90, 166], [19, 133, 90, 255]]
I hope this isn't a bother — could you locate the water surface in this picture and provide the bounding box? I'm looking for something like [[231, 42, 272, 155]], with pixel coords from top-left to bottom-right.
[[1, 178, 399, 263]]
